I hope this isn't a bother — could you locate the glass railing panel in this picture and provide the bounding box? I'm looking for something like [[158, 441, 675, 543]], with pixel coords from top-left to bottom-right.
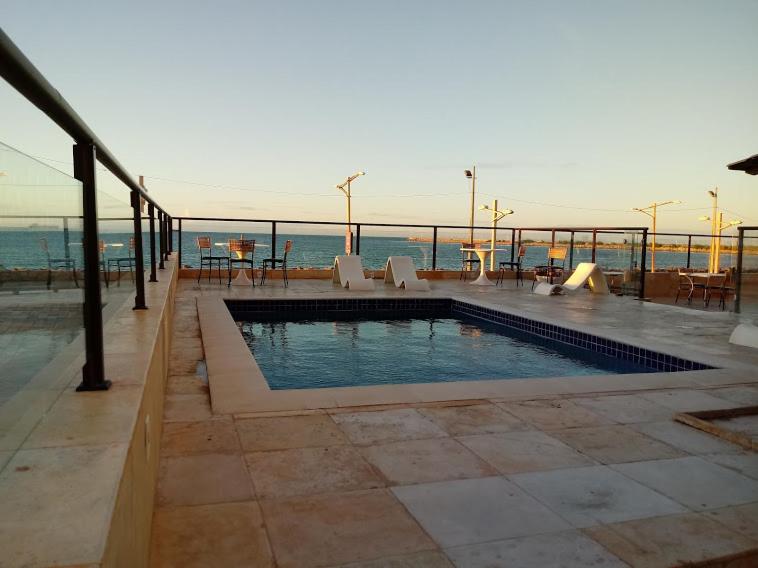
[[0, 141, 85, 469], [356, 225, 434, 271], [96, 168, 137, 304]]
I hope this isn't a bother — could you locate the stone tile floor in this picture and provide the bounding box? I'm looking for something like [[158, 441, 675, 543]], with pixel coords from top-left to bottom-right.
[[149, 280, 758, 567]]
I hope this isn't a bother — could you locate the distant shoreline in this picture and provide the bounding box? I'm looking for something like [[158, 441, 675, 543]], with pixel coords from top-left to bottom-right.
[[407, 236, 757, 254]]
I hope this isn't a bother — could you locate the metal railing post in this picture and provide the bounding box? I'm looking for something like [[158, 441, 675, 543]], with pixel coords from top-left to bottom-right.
[[591, 230, 597, 263], [168, 216, 173, 253], [432, 226, 438, 270], [178, 218, 182, 269], [130, 189, 147, 309], [686, 235, 692, 269], [510, 228, 516, 263], [551, 230, 556, 247], [569, 231, 575, 272], [73, 142, 111, 392], [355, 224, 361, 255], [164, 214, 170, 260], [148, 204, 157, 282], [734, 227, 744, 313], [270, 221, 277, 268], [639, 229, 648, 299], [158, 210, 165, 269], [63, 217, 70, 261]]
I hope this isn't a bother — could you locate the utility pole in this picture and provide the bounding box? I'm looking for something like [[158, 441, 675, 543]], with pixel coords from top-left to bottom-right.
[[632, 199, 681, 272]]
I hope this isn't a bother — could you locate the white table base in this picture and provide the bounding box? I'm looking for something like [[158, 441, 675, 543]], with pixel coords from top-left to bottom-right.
[[231, 269, 254, 286]]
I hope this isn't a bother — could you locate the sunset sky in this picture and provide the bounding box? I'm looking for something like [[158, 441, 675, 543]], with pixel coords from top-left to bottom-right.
[[2, 0, 757, 235]]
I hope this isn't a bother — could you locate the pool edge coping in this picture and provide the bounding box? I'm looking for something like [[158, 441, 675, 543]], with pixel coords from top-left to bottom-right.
[[197, 296, 757, 415]]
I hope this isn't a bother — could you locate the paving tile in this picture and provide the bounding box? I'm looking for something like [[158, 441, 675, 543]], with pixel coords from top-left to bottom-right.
[[23, 388, 142, 448], [585, 512, 756, 568], [392, 476, 570, 548], [613, 456, 758, 510], [168, 356, 202, 375], [712, 415, 758, 438], [509, 465, 686, 528], [163, 394, 213, 422], [551, 425, 685, 464], [705, 452, 758, 480], [445, 530, 628, 568], [572, 395, 673, 424], [498, 398, 615, 431], [166, 373, 209, 395], [332, 409, 448, 445], [704, 502, 758, 541], [360, 438, 496, 485], [157, 453, 254, 507], [631, 420, 742, 455], [417, 403, 529, 436], [335, 550, 454, 567], [236, 414, 348, 451], [160, 418, 241, 457], [709, 386, 758, 406], [0, 444, 128, 567], [150, 501, 273, 567], [262, 489, 435, 568], [640, 389, 737, 412], [458, 430, 594, 474], [245, 445, 383, 498]]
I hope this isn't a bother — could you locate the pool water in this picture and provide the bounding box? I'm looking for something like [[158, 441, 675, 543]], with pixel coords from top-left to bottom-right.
[[240, 316, 654, 390]]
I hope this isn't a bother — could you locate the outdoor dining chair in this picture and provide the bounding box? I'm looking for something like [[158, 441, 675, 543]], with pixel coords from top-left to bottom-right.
[[531, 247, 567, 290], [260, 239, 292, 287], [228, 238, 256, 287], [675, 272, 695, 304], [705, 270, 734, 310], [106, 237, 136, 287], [196, 236, 228, 284], [497, 244, 527, 286], [459, 243, 481, 281], [40, 237, 78, 290]]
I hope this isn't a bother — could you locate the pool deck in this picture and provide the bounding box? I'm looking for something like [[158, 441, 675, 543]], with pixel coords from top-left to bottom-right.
[[150, 277, 758, 567]]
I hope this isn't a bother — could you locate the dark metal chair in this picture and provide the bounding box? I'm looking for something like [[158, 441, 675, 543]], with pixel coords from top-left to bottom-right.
[[675, 272, 695, 304], [497, 244, 527, 286], [531, 247, 567, 290], [260, 239, 292, 287], [705, 270, 734, 310], [106, 236, 135, 287], [40, 237, 78, 290], [197, 236, 228, 284], [228, 238, 255, 287], [459, 243, 481, 281]]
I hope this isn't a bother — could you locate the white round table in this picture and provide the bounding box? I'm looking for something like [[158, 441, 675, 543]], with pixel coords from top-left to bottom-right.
[[215, 242, 269, 286], [460, 248, 505, 286]]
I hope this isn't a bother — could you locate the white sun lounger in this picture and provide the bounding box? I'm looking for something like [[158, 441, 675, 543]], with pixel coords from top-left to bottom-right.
[[332, 255, 375, 290], [533, 262, 609, 295], [730, 323, 758, 349], [384, 256, 431, 291]]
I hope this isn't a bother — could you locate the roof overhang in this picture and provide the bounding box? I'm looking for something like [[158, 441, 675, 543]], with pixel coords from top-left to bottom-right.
[[727, 154, 758, 175]]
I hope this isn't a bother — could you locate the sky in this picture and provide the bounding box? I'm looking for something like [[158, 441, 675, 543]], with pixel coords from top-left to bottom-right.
[[2, 0, 758, 236]]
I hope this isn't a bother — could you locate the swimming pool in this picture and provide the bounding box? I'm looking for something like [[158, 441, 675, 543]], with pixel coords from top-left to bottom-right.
[[227, 298, 712, 391]]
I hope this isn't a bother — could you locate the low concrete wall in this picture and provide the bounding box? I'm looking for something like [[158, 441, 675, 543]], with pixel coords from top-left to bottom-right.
[[102, 261, 177, 567], [0, 259, 177, 568]]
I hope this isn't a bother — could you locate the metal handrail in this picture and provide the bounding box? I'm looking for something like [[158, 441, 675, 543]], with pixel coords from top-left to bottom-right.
[[0, 28, 161, 211]]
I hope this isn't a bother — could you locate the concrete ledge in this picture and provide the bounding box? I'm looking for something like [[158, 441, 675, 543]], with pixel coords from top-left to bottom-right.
[[197, 295, 758, 415], [0, 258, 178, 568]]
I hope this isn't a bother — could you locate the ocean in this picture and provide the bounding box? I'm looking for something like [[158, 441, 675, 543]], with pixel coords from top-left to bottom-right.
[[1, 229, 750, 272]]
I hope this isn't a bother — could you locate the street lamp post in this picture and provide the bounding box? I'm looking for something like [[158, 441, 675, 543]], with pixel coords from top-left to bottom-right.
[[335, 171, 365, 255], [632, 200, 682, 272], [699, 211, 742, 272], [479, 200, 514, 270]]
